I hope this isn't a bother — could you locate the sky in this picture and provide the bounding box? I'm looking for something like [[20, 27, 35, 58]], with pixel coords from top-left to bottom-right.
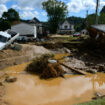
[[0, 0, 105, 21]]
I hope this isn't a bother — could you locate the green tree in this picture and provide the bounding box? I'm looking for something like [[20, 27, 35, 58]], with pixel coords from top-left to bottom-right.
[[99, 13, 105, 24], [0, 18, 11, 31], [100, 6, 105, 14], [86, 14, 96, 27], [42, 0, 68, 33], [2, 8, 20, 22]]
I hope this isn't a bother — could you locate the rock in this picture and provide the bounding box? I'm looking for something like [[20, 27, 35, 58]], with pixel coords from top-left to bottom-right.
[[11, 43, 22, 51], [5, 76, 17, 83], [87, 69, 97, 74], [63, 48, 71, 53], [64, 57, 70, 62]]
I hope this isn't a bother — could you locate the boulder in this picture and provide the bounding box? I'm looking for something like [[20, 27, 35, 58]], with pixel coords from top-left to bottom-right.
[[5, 76, 17, 83], [63, 48, 71, 53]]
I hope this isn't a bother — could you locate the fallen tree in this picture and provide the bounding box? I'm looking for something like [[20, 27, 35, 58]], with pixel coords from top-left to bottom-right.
[[26, 54, 65, 79]]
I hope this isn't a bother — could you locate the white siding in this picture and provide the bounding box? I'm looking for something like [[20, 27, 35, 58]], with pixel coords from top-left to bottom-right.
[[61, 21, 70, 29], [59, 20, 74, 31]]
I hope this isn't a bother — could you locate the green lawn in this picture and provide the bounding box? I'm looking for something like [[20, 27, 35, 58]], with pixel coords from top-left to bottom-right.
[[78, 98, 105, 105]]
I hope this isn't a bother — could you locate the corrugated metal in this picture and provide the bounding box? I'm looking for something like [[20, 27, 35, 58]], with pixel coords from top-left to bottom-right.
[[11, 23, 35, 35]]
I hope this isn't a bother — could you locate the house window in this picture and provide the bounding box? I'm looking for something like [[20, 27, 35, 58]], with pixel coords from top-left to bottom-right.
[[64, 25, 68, 29]]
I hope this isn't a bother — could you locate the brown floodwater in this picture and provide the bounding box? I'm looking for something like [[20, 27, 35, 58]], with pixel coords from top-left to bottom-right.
[[2, 63, 105, 105]]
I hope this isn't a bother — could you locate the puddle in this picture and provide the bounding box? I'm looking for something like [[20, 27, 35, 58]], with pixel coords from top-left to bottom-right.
[[54, 53, 69, 60], [2, 63, 105, 105]]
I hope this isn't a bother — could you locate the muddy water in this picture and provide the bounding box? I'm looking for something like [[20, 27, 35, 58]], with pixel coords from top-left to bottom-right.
[[2, 63, 105, 105]]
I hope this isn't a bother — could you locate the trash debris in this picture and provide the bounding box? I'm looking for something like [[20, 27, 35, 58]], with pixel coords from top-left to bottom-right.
[[48, 60, 57, 64]]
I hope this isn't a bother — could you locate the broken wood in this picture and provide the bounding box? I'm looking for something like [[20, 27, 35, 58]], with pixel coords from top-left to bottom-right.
[[60, 63, 87, 75]]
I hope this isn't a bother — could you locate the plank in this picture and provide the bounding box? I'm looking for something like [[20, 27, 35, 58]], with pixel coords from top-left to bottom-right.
[[60, 63, 87, 75]]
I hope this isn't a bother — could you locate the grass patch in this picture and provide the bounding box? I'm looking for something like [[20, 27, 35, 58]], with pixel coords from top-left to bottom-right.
[[78, 98, 105, 105]]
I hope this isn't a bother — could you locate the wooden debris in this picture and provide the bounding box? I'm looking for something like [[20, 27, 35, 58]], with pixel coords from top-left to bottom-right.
[[60, 63, 87, 75]]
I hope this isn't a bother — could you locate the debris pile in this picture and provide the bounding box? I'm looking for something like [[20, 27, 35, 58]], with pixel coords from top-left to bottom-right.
[[26, 54, 65, 79]]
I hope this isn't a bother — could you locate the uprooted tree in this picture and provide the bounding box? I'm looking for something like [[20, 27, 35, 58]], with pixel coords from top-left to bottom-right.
[[42, 0, 68, 34], [26, 54, 65, 79]]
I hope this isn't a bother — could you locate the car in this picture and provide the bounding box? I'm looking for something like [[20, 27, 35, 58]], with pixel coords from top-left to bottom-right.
[[73, 32, 81, 37], [0, 31, 19, 50]]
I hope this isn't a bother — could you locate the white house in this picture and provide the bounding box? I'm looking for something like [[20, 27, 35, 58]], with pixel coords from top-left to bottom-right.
[[58, 20, 75, 34], [29, 17, 43, 35], [10, 17, 43, 39], [10, 23, 37, 39], [81, 29, 88, 35]]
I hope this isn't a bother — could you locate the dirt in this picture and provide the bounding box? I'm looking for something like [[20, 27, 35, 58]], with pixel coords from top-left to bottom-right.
[[0, 44, 51, 69]]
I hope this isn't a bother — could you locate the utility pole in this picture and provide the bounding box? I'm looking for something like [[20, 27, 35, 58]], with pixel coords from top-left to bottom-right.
[[95, 0, 99, 25], [86, 10, 88, 27]]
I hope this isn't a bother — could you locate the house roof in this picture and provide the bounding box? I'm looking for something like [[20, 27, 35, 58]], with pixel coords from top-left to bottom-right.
[[29, 17, 40, 24], [59, 19, 74, 25], [11, 23, 35, 35], [91, 24, 105, 33]]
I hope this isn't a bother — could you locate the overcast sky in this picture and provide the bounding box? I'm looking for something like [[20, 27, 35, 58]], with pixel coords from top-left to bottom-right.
[[0, 0, 105, 21]]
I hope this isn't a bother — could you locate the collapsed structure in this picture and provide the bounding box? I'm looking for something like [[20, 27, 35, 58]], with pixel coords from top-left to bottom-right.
[[88, 24, 105, 44], [88, 25, 105, 39]]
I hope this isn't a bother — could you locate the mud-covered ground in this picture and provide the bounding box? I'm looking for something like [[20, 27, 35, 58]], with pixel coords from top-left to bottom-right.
[[0, 44, 51, 69], [0, 35, 105, 74], [1, 35, 105, 105], [37, 35, 105, 74]]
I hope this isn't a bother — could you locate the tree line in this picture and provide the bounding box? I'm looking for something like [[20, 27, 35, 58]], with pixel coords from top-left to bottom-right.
[[0, 8, 20, 31], [0, 0, 105, 33]]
